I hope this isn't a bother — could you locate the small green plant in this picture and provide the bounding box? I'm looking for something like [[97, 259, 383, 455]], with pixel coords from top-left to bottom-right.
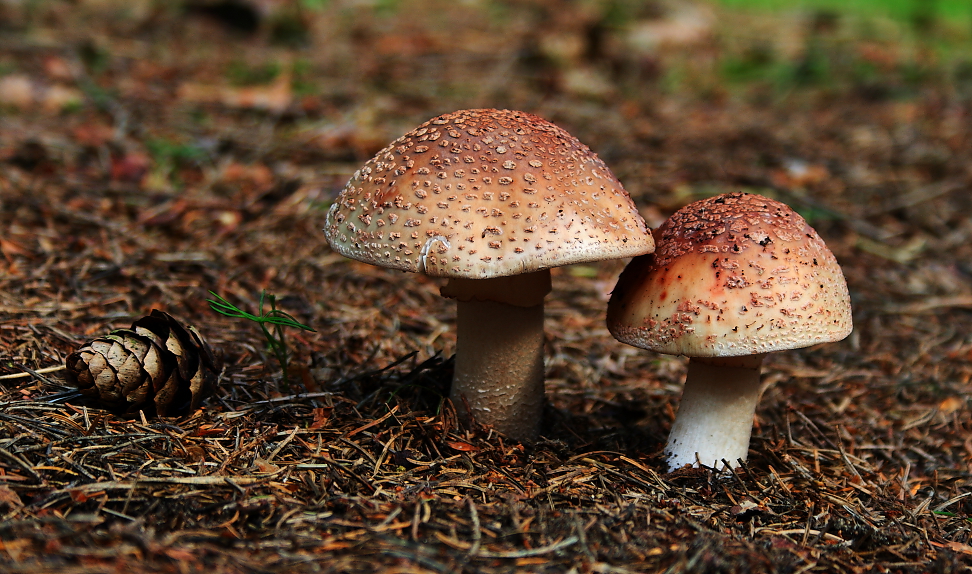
[[291, 58, 318, 97], [207, 290, 316, 390], [227, 60, 282, 87], [145, 137, 207, 188], [79, 41, 110, 75], [721, 44, 780, 84], [933, 510, 972, 523], [146, 138, 206, 164]]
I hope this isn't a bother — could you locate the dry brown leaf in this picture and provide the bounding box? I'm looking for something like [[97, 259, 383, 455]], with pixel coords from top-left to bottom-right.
[[0, 485, 23, 509], [309, 407, 332, 430], [446, 440, 479, 452], [0, 538, 28, 562], [178, 71, 292, 114], [938, 396, 964, 415], [251, 458, 280, 473], [0, 74, 82, 111]]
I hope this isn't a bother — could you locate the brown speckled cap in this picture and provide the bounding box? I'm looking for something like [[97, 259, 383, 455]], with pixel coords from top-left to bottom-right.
[[607, 192, 852, 357], [324, 109, 654, 278]]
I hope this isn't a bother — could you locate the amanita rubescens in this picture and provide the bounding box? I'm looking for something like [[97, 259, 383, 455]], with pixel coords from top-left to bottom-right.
[[325, 108, 655, 441]]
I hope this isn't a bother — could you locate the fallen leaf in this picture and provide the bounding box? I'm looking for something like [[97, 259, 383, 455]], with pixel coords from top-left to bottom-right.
[[181, 445, 207, 462], [947, 541, 972, 555], [0, 538, 29, 562], [162, 547, 196, 561], [625, 5, 714, 51], [0, 238, 32, 262], [252, 458, 279, 473], [0, 75, 34, 108], [445, 441, 479, 452], [72, 122, 116, 147], [69, 488, 106, 503], [0, 485, 23, 509], [110, 152, 151, 183], [309, 407, 332, 430], [42, 55, 77, 81], [939, 396, 964, 415], [193, 425, 228, 437], [0, 74, 82, 111], [178, 70, 291, 114], [41, 85, 82, 112]]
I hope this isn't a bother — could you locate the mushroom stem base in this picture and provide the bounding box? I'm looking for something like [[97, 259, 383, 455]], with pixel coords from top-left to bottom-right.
[[665, 355, 765, 470], [450, 299, 545, 442]]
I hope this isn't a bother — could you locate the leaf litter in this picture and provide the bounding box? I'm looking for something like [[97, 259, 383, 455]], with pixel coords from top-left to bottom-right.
[[1, 0, 972, 572]]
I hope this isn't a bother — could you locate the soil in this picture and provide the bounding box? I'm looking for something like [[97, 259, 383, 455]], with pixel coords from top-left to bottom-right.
[[1, 1, 971, 572]]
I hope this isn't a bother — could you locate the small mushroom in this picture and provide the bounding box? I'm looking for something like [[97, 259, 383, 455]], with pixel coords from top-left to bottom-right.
[[607, 192, 852, 469], [325, 108, 655, 441]]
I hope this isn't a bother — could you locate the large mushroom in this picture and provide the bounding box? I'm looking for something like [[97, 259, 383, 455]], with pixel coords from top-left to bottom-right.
[[325, 108, 654, 441], [607, 192, 852, 469]]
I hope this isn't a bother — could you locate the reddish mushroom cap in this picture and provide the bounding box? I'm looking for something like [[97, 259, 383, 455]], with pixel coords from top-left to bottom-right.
[[324, 109, 654, 278], [607, 192, 852, 357]]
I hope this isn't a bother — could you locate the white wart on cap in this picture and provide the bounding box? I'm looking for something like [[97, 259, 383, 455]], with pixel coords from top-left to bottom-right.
[[324, 108, 654, 278]]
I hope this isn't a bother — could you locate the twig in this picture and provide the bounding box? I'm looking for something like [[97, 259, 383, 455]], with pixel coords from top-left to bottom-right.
[[773, 188, 897, 241], [466, 498, 482, 557], [0, 365, 66, 380], [881, 295, 972, 315], [54, 475, 275, 495], [933, 492, 972, 514], [757, 528, 850, 546], [250, 391, 336, 405], [266, 425, 300, 463], [39, 390, 84, 404], [0, 447, 44, 481], [835, 429, 864, 480], [5, 363, 63, 387], [345, 405, 400, 438], [864, 181, 967, 216], [476, 536, 579, 558]]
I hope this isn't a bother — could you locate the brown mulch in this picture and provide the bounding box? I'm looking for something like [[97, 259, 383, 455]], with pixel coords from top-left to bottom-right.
[[1, 1, 971, 572]]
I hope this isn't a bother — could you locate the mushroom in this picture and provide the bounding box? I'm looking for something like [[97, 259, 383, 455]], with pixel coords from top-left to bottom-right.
[[606, 192, 852, 469], [325, 109, 655, 441]]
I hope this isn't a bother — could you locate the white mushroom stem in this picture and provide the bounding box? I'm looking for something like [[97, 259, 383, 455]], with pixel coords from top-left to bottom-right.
[[665, 354, 766, 471], [442, 270, 552, 442]]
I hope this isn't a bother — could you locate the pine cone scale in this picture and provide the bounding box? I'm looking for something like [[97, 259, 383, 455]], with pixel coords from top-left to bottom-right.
[[165, 333, 191, 380], [89, 340, 112, 355], [117, 355, 145, 394], [88, 353, 115, 392], [116, 333, 150, 359], [67, 353, 95, 390], [133, 325, 163, 347], [106, 340, 128, 366], [142, 344, 169, 389], [154, 370, 181, 408]]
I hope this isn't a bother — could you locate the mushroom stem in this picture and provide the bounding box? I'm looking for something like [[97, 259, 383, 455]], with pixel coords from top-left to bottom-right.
[[665, 354, 766, 470], [445, 271, 551, 442], [451, 300, 545, 441]]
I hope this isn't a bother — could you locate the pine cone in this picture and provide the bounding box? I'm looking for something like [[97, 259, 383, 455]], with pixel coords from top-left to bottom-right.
[[65, 311, 219, 417]]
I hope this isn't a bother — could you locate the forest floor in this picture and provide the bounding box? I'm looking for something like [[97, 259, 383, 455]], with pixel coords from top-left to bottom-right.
[[1, 1, 972, 572]]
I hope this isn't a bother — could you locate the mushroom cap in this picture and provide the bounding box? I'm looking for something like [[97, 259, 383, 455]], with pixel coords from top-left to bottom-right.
[[607, 192, 852, 357], [324, 109, 654, 279]]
